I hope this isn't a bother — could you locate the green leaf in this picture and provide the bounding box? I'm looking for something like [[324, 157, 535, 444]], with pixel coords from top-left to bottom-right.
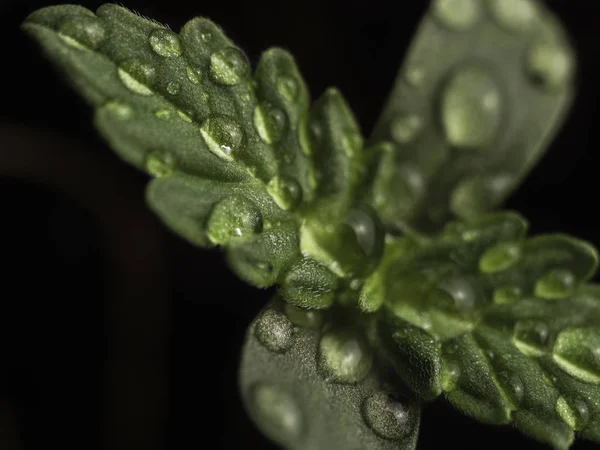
[[239, 297, 421, 450], [364, 0, 575, 232], [22, 4, 376, 307], [367, 211, 600, 449]]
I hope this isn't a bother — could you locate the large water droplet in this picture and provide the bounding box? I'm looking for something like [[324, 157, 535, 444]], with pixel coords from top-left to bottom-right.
[[149, 28, 182, 57], [450, 173, 514, 219], [250, 382, 303, 442], [209, 47, 249, 86], [428, 276, 478, 315], [206, 196, 263, 245], [513, 320, 550, 357], [441, 65, 502, 150], [479, 241, 522, 273], [534, 269, 576, 299], [58, 15, 107, 50], [556, 396, 590, 430], [553, 327, 600, 384], [390, 114, 423, 144], [253, 102, 286, 144], [362, 392, 414, 440], [166, 81, 180, 95], [527, 39, 573, 91], [267, 176, 302, 211], [497, 370, 524, 406], [277, 75, 299, 101], [493, 286, 522, 304], [283, 303, 323, 329], [145, 153, 174, 177], [200, 115, 244, 161], [318, 329, 372, 384], [432, 0, 480, 31], [489, 0, 538, 33], [118, 60, 155, 96], [186, 65, 201, 84], [255, 309, 294, 353]]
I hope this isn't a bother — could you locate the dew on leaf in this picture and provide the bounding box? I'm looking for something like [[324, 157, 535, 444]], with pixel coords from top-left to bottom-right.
[[253, 102, 286, 144], [441, 65, 502, 150], [534, 269, 576, 300], [118, 60, 155, 96], [450, 173, 513, 219], [428, 276, 478, 315], [390, 114, 423, 144], [166, 81, 180, 95], [527, 39, 573, 91], [555, 396, 590, 430], [432, 0, 480, 31], [277, 75, 299, 101], [489, 0, 538, 33], [479, 241, 522, 273], [186, 65, 201, 84], [206, 196, 263, 245], [318, 329, 373, 384], [200, 115, 244, 161], [513, 320, 551, 357], [145, 153, 174, 177], [362, 391, 414, 441], [209, 47, 250, 86], [58, 14, 106, 50], [103, 101, 133, 119], [553, 327, 600, 384], [149, 28, 182, 57], [155, 108, 173, 120], [254, 309, 294, 353], [266, 176, 302, 211], [283, 303, 323, 329], [250, 382, 303, 441], [497, 370, 524, 406], [177, 110, 193, 123]]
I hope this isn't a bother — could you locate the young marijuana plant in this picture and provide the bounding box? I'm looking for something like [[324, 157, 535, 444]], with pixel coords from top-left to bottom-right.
[[21, 0, 600, 449]]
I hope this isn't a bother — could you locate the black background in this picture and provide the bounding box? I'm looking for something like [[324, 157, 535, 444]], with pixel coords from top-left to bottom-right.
[[1, 0, 600, 449]]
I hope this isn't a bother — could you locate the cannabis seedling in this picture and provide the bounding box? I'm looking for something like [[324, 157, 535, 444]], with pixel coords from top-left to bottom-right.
[[21, 1, 600, 449]]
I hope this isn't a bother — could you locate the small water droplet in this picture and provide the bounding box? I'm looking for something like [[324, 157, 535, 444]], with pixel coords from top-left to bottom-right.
[[200, 115, 244, 161], [553, 327, 600, 384], [166, 81, 180, 95], [254, 309, 294, 353], [527, 39, 573, 91], [149, 28, 182, 57], [283, 303, 323, 329], [432, 0, 480, 31], [206, 196, 263, 245], [493, 286, 522, 304], [497, 370, 524, 406], [513, 320, 550, 357], [534, 269, 576, 299], [155, 108, 173, 121], [429, 276, 478, 315], [277, 75, 299, 101], [556, 396, 590, 430], [118, 60, 155, 96], [479, 241, 522, 273], [145, 153, 174, 177], [250, 382, 303, 442], [267, 176, 303, 211], [209, 47, 249, 86], [318, 329, 372, 384], [253, 102, 287, 144], [103, 101, 133, 119], [186, 65, 202, 84], [390, 114, 423, 144], [489, 0, 538, 33], [441, 65, 502, 149], [362, 392, 414, 441], [58, 15, 107, 50]]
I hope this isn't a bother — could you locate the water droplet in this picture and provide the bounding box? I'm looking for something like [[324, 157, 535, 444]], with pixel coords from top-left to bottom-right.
[[206, 196, 263, 245], [118, 60, 155, 96], [58, 15, 107, 50], [145, 153, 174, 177], [556, 396, 590, 430], [177, 111, 193, 123], [553, 327, 600, 384], [493, 286, 522, 304], [267, 176, 302, 211], [166, 81, 180, 95], [277, 75, 299, 101], [103, 101, 133, 119], [318, 329, 372, 384], [253, 102, 286, 144], [479, 241, 522, 273], [497, 371, 524, 406], [155, 108, 173, 121], [441, 65, 502, 149], [200, 115, 244, 161], [209, 47, 249, 86], [201, 32, 212, 42], [250, 382, 303, 442], [489, 0, 538, 33], [254, 309, 294, 353], [527, 39, 573, 91], [149, 28, 182, 57], [450, 173, 514, 219], [362, 392, 414, 441], [283, 303, 323, 329], [433, 0, 480, 31], [513, 320, 550, 357], [186, 65, 201, 84], [390, 114, 422, 144], [534, 269, 576, 299], [428, 276, 478, 315]]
